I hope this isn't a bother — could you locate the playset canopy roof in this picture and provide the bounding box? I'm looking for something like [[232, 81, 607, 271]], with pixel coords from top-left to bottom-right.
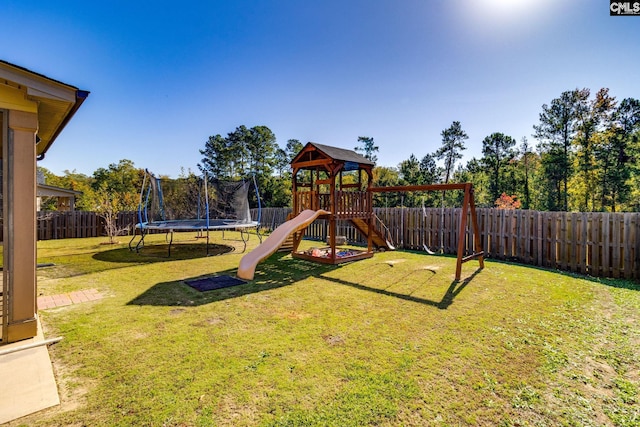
[[291, 142, 374, 171]]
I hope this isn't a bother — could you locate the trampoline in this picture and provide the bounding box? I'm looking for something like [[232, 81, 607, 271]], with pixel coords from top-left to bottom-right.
[[129, 169, 262, 256]]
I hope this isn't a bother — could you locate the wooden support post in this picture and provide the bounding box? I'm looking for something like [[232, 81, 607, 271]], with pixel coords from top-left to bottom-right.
[[291, 230, 304, 253], [368, 216, 374, 254], [455, 184, 471, 280], [329, 175, 337, 263], [4, 111, 39, 342], [454, 183, 485, 280], [292, 167, 299, 216], [469, 185, 485, 270]]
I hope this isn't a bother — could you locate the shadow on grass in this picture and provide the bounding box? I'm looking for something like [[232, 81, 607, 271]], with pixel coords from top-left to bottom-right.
[[487, 258, 640, 292], [127, 253, 336, 306], [37, 243, 238, 280], [128, 252, 483, 309], [318, 267, 482, 310], [93, 243, 235, 264]]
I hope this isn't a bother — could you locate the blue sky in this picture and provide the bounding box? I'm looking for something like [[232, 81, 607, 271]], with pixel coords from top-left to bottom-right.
[[2, 1, 638, 178]]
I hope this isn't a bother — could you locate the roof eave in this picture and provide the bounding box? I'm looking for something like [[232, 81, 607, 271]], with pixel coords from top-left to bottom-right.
[[37, 89, 90, 159], [0, 60, 89, 159]]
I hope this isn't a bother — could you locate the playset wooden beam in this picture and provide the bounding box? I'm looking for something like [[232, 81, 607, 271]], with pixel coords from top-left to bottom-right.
[[289, 143, 484, 280]]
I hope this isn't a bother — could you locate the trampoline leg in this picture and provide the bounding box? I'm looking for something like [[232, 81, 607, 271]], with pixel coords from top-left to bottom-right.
[[239, 228, 249, 253], [256, 225, 263, 244], [168, 230, 174, 257], [135, 229, 148, 253], [128, 231, 138, 252]]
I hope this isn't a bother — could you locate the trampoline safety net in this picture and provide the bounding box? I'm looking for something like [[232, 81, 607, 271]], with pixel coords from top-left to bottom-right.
[[141, 171, 253, 225]]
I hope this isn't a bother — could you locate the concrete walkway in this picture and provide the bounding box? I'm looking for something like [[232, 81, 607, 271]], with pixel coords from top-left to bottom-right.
[[0, 319, 60, 424], [0, 290, 104, 424]]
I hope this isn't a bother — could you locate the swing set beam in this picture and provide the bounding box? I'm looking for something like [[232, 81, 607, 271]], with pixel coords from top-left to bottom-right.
[[369, 183, 470, 193], [369, 183, 484, 281]]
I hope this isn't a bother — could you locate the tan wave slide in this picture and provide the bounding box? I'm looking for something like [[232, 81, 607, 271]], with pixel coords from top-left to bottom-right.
[[237, 209, 330, 280]]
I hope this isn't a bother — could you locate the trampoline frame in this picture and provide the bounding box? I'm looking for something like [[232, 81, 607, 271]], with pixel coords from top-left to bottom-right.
[[128, 170, 262, 257]]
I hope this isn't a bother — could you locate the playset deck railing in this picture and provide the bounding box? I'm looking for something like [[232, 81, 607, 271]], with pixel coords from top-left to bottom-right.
[[334, 191, 372, 219], [294, 190, 372, 219], [294, 190, 318, 212]]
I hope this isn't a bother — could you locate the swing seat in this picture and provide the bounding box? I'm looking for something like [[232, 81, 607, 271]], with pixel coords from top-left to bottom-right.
[[423, 244, 436, 255]]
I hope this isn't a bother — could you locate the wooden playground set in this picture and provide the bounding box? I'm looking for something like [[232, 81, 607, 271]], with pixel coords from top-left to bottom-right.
[[238, 142, 485, 281]]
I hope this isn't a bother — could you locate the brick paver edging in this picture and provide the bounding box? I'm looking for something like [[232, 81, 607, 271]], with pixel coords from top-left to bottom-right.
[[38, 289, 103, 310]]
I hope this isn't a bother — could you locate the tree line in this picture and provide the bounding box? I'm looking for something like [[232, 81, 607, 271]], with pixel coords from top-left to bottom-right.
[[375, 88, 640, 212], [39, 87, 640, 214]]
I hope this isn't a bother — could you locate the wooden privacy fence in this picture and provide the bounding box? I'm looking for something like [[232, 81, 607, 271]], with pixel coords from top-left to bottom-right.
[[31, 211, 138, 240], [256, 207, 292, 232], [6, 207, 638, 279], [253, 207, 640, 280]]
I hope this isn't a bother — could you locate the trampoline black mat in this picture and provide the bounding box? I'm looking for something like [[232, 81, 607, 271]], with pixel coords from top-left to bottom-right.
[[185, 275, 246, 292]]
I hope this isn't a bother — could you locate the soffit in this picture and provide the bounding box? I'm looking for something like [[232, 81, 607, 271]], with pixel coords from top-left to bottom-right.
[[0, 60, 88, 157]]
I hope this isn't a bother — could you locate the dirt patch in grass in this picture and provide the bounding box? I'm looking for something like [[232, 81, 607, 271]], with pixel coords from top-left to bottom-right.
[[323, 334, 345, 346], [51, 360, 92, 414], [192, 317, 225, 327]]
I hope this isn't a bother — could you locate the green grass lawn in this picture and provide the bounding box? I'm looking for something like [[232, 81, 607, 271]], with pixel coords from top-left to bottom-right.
[[10, 231, 640, 426]]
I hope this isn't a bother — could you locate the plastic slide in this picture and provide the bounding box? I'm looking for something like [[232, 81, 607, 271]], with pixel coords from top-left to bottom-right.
[[237, 209, 330, 280]]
